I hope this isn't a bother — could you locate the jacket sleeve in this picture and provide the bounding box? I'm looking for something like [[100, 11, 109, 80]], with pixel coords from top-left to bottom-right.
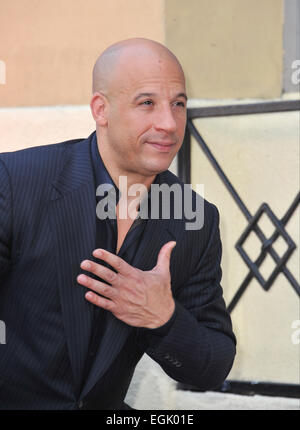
[[136, 205, 236, 391], [0, 158, 12, 280]]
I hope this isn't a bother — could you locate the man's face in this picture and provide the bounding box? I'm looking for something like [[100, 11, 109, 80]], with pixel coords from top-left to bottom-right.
[[103, 51, 187, 178]]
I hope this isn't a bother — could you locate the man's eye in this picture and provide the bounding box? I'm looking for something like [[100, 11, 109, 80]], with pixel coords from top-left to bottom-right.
[[141, 100, 153, 106], [174, 101, 186, 108]]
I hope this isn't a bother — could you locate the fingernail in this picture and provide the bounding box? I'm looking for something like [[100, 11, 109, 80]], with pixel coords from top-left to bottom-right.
[[81, 260, 90, 269]]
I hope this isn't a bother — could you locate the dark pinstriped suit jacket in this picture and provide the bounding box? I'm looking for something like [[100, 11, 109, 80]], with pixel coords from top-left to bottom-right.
[[0, 132, 236, 410]]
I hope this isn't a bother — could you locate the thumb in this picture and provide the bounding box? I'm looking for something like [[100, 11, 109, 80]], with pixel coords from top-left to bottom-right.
[[154, 241, 176, 274]]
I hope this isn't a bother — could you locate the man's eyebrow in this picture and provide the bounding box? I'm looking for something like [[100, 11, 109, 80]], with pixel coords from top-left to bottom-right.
[[133, 93, 156, 102], [133, 92, 188, 102], [176, 92, 188, 101]]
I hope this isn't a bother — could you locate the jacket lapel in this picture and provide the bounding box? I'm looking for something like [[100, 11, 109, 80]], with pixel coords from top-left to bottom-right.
[[81, 176, 186, 398], [48, 134, 96, 393], [48, 138, 187, 398]]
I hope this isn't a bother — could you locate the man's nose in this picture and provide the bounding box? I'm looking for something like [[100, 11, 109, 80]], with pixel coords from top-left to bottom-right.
[[154, 106, 177, 133]]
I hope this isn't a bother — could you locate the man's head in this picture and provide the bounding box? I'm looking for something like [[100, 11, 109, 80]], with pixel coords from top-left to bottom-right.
[[90, 38, 187, 182]]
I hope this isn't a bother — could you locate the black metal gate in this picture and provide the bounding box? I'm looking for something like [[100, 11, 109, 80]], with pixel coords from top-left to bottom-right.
[[177, 99, 300, 398]]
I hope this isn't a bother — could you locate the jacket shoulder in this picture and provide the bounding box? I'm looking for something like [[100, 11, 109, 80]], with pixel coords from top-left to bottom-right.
[[0, 136, 85, 164], [0, 136, 89, 185]]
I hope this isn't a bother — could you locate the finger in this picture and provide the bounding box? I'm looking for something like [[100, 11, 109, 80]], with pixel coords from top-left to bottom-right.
[[92, 249, 133, 276], [80, 260, 118, 285], [154, 241, 176, 274], [85, 290, 116, 312], [77, 274, 118, 300]]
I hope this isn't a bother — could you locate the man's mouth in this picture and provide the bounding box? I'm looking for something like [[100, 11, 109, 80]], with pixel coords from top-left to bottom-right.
[[146, 141, 176, 152]]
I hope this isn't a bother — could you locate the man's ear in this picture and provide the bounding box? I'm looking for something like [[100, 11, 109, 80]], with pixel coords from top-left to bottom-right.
[[90, 92, 109, 126]]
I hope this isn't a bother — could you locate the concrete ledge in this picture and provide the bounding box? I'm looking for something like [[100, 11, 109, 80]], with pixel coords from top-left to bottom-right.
[[125, 354, 299, 410], [172, 390, 300, 410]]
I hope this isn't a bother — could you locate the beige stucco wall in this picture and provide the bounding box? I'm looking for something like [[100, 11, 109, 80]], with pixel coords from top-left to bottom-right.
[[0, 0, 165, 106], [165, 0, 283, 99], [0, 0, 285, 107], [0, 105, 95, 151]]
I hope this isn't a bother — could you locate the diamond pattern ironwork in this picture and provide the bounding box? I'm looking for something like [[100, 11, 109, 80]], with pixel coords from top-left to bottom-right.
[[177, 100, 300, 397], [236, 202, 296, 291], [178, 100, 300, 314]]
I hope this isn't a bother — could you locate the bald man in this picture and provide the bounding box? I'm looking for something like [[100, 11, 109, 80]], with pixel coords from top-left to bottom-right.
[[0, 39, 236, 410]]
